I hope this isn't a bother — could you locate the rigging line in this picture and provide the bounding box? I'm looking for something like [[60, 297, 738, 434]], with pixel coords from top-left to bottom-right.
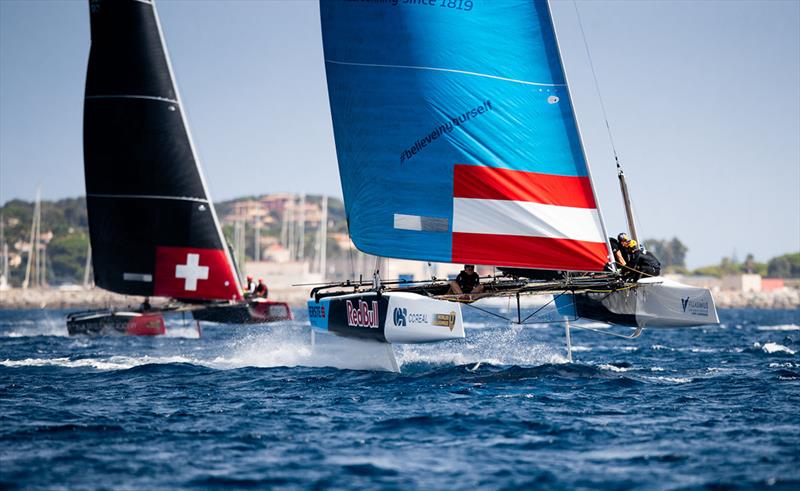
[[344, 220, 355, 281], [572, 0, 621, 169], [460, 301, 514, 324], [519, 290, 568, 324]]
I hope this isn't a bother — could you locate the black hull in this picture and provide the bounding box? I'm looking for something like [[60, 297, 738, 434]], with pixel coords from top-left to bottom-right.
[[572, 292, 638, 327], [192, 300, 293, 324]]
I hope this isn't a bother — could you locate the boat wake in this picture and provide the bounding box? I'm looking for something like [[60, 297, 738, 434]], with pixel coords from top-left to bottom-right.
[[397, 326, 567, 369], [0, 355, 197, 370]]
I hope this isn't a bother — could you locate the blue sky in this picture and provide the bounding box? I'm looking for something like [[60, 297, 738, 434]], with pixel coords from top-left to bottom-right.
[[0, 0, 798, 269]]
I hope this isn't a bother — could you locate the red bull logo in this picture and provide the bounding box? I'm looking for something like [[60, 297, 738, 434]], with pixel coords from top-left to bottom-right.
[[346, 300, 379, 328]]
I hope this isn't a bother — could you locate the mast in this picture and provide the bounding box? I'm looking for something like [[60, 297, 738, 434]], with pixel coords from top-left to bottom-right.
[[253, 217, 261, 262], [287, 196, 295, 260], [234, 219, 245, 276], [319, 195, 328, 278], [280, 205, 288, 250], [617, 166, 639, 243], [1, 243, 8, 290], [0, 213, 8, 289], [37, 196, 43, 287], [23, 189, 41, 289], [83, 242, 93, 288], [297, 193, 306, 261], [41, 242, 47, 287]]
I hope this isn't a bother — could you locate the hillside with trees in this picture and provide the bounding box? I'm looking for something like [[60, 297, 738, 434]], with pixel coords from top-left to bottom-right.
[[2, 197, 797, 287]]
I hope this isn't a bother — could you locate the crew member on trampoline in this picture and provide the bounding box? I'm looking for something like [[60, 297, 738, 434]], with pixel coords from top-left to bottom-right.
[[617, 235, 662, 280], [449, 265, 484, 295], [253, 278, 269, 298]]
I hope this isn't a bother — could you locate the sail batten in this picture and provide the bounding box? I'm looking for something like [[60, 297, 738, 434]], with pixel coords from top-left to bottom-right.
[[320, 0, 610, 271]]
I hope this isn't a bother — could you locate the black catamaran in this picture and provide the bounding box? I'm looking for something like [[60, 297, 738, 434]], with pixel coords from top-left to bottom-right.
[[306, 0, 718, 365], [69, 0, 290, 335]]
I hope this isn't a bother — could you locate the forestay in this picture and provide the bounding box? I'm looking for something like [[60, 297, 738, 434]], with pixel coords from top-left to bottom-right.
[[320, 0, 611, 271], [83, 0, 241, 301]]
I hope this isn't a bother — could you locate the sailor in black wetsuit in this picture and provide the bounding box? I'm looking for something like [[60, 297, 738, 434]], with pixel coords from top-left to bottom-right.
[[620, 238, 661, 280], [609, 237, 627, 269], [617, 233, 636, 265], [253, 278, 269, 298], [449, 265, 484, 295]]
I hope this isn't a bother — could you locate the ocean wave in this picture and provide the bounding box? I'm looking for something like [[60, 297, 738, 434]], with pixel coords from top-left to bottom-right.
[[0, 355, 197, 370], [651, 344, 672, 351], [689, 347, 718, 353], [775, 369, 800, 380], [754, 342, 797, 355], [650, 376, 693, 384], [598, 363, 632, 372], [756, 324, 800, 331], [0, 317, 69, 337]]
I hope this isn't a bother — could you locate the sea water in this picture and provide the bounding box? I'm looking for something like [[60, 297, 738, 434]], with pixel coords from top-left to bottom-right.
[[1, 307, 798, 490]]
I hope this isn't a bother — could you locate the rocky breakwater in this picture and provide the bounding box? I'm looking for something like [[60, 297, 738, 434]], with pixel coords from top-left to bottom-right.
[[713, 288, 800, 309], [0, 287, 309, 309], [0, 288, 169, 310]]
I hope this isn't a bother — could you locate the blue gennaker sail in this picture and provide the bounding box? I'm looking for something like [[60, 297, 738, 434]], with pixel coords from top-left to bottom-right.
[[321, 0, 611, 271]]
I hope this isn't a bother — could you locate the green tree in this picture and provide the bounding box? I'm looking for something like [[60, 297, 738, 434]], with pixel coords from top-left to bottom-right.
[[743, 253, 756, 274], [47, 232, 89, 284], [767, 253, 800, 278], [644, 237, 687, 268]]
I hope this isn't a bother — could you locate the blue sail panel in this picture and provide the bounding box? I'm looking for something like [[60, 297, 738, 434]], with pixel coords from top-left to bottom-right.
[[321, 0, 610, 271]]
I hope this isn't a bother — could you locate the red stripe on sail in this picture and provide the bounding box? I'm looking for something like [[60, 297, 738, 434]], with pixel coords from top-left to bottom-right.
[[453, 165, 597, 209], [452, 233, 609, 271]]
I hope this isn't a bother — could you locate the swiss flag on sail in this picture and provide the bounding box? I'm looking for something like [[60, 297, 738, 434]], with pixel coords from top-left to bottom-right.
[[153, 246, 242, 301]]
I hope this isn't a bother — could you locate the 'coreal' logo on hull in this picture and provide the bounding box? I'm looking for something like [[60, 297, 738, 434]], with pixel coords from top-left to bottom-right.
[[393, 307, 407, 326], [346, 300, 379, 328]]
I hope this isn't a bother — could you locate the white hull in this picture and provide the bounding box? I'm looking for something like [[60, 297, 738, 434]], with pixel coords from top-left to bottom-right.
[[308, 291, 464, 344]]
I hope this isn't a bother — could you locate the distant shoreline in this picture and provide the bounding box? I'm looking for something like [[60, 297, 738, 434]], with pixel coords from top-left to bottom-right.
[[1, 287, 797, 311]]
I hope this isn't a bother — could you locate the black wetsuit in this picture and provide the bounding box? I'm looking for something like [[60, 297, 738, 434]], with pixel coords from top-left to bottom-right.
[[254, 283, 268, 298], [629, 250, 661, 279], [456, 271, 480, 293], [609, 238, 624, 264]]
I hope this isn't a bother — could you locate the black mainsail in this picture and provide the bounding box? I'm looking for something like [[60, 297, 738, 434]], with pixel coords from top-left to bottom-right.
[[84, 0, 241, 301]]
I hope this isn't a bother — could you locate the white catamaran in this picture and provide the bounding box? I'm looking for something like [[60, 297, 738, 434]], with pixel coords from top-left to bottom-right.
[[307, 0, 718, 364]]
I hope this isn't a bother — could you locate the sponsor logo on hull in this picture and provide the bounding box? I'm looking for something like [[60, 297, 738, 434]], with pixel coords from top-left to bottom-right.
[[346, 300, 379, 328], [393, 307, 407, 327], [681, 296, 710, 317], [309, 304, 326, 319], [433, 312, 458, 331], [392, 307, 457, 331]]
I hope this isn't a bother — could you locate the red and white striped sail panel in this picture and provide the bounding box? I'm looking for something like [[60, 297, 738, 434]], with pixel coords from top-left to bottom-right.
[[451, 165, 609, 271], [153, 246, 242, 301]]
